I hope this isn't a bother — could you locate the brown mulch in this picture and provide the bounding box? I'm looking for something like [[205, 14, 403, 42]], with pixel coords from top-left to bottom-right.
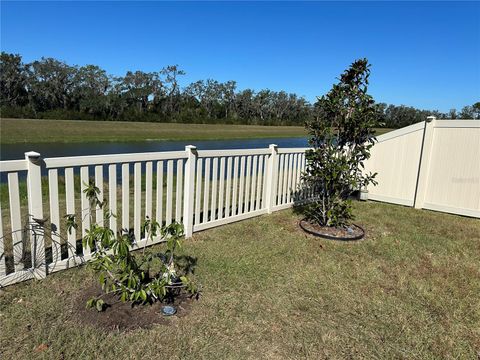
[[71, 284, 194, 332], [299, 220, 364, 240]]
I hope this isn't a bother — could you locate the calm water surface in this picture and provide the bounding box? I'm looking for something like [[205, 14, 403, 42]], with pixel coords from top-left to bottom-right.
[[0, 137, 308, 161]]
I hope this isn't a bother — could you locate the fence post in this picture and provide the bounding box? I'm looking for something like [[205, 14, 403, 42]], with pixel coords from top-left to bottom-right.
[[25, 151, 46, 279], [183, 145, 197, 238], [265, 144, 278, 214], [414, 116, 436, 209]]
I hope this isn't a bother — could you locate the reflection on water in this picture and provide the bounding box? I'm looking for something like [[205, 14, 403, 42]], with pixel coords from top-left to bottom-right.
[[1, 137, 308, 161]]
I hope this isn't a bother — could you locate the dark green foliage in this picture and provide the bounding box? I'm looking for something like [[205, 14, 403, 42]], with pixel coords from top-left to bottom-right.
[[301, 59, 379, 227], [75, 181, 198, 311], [3, 52, 471, 126], [0, 52, 311, 126]]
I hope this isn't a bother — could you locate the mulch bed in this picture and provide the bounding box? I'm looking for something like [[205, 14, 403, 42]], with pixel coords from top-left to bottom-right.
[[71, 284, 194, 332], [299, 219, 364, 240]]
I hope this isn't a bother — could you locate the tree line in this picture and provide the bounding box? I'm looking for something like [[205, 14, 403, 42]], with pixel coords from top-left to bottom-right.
[[1, 52, 478, 127]]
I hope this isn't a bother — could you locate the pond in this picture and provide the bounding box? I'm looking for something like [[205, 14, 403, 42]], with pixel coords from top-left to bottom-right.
[[0, 137, 308, 161]]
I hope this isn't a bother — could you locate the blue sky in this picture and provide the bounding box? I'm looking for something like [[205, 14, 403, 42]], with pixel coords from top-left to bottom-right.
[[1, 1, 479, 112]]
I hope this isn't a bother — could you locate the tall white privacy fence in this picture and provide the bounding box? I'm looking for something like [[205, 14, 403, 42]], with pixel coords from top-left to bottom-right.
[[364, 118, 480, 218], [0, 145, 309, 286]]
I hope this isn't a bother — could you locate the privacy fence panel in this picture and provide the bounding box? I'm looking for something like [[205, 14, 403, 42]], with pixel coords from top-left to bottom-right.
[[365, 118, 480, 218], [364, 122, 425, 206], [415, 120, 480, 218]]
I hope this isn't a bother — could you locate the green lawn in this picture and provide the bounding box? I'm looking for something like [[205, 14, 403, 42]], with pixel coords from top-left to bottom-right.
[[1, 201, 479, 359], [0, 118, 393, 144]]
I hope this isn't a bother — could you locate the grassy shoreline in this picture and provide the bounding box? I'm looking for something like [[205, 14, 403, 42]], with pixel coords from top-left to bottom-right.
[[0, 118, 307, 144], [0, 118, 393, 144]]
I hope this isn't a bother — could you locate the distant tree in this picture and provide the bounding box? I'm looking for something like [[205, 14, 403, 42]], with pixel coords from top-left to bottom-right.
[[448, 108, 457, 119], [472, 102, 480, 119], [0, 52, 28, 107], [161, 65, 185, 115], [26, 57, 77, 112], [71, 65, 110, 116], [459, 105, 474, 119]]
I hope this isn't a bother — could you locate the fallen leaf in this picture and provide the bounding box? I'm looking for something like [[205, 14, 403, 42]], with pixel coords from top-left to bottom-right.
[[34, 343, 49, 353]]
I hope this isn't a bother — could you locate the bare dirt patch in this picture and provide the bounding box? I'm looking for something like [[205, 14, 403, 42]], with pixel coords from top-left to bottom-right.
[[71, 284, 195, 332], [299, 219, 364, 240]]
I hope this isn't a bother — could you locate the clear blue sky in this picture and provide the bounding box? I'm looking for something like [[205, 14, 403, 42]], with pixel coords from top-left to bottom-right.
[[1, 1, 479, 112]]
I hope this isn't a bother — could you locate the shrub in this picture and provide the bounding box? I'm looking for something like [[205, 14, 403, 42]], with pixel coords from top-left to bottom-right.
[[300, 59, 379, 227], [66, 181, 198, 311]]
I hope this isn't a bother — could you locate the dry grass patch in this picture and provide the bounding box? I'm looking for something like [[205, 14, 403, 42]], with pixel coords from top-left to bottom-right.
[[0, 201, 479, 359]]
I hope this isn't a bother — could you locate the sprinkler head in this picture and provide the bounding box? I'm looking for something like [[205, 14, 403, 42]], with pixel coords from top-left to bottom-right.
[[161, 305, 177, 316]]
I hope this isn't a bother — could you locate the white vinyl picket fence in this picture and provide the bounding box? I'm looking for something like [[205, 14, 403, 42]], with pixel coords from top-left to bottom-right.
[[0, 145, 309, 286]]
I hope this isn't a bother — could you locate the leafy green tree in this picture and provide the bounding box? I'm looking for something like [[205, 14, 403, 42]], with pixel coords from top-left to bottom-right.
[[26, 57, 77, 112], [473, 102, 480, 119], [301, 59, 379, 227], [0, 52, 28, 107], [459, 105, 476, 119]]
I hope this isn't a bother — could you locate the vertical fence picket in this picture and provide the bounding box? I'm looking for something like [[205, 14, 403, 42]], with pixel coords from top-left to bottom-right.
[[0, 204, 4, 276], [145, 162, 153, 220], [95, 165, 104, 226], [156, 161, 164, 225], [290, 154, 298, 203], [65, 168, 76, 260], [8, 173, 23, 272], [134, 162, 141, 242], [282, 155, 289, 204], [301, 153, 307, 200], [79, 167, 90, 255], [218, 157, 225, 219], [108, 164, 117, 235], [232, 157, 239, 216], [244, 156, 251, 213], [286, 154, 293, 204], [48, 169, 61, 264], [195, 159, 203, 225], [166, 160, 174, 225], [261, 154, 268, 209], [121, 164, 129, 232], [239, 156, 246, 214], [276, 154, 284, 206], [175, 159, 183, 222], [211, 158, 218, 221], [225, 157, 232, 218], [250, 156, 257, 212], [296, 153, 302, 201], [255, 155, 263, 211], [203, 158, 211, 222]]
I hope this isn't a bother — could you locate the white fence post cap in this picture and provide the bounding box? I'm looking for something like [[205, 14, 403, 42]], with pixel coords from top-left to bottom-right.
[[426, 116, 436, 122], [25, 151, 41, 159]]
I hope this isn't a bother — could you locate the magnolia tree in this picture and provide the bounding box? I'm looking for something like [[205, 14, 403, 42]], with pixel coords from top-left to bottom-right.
[[301, 59, 380, 227]]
